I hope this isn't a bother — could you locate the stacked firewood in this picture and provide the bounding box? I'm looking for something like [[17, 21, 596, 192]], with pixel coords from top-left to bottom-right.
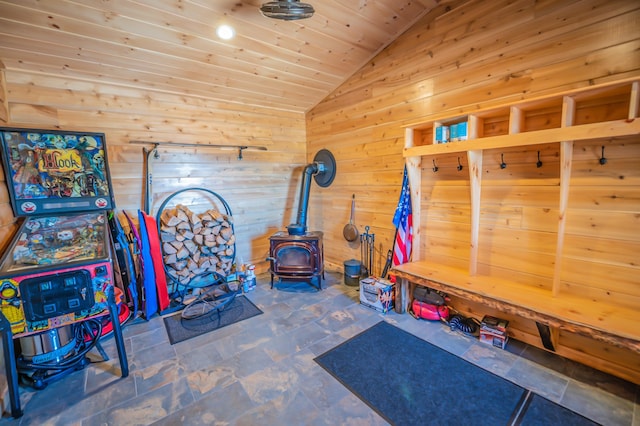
[[159, 204, 235, 284]]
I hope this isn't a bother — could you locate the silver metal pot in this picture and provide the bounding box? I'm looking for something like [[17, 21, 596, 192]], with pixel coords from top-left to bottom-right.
[[19, 325, 75, 364]]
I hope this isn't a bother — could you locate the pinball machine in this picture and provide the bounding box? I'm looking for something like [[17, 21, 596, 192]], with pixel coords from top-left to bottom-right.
[[0, 127, 128, 417]]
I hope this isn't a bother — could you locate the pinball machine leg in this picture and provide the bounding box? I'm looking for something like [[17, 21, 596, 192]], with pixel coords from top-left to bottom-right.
[[0, 312, 22, 418], [107, 289, 129, 378]]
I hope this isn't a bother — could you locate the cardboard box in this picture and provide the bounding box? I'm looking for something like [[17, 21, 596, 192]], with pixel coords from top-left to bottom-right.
[[481, 315, 509, 333], [359, 277, 394, 313], [480, 315, 509, 349], [479, 330, 509, 349]]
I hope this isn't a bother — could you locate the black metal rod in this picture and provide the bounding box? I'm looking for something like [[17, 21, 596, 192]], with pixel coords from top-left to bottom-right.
[[107, 288, 129, 378], [288, 163, 318, 235]]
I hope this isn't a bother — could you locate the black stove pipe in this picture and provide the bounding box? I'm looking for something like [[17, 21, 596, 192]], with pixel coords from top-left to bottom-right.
[[287, 162, 318, 236]]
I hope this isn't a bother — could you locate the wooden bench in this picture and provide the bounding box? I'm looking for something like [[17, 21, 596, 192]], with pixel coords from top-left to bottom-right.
[[392, 261, 640, 354]]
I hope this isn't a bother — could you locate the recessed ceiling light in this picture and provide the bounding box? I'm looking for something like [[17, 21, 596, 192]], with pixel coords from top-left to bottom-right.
[[216, 25, 235, 40]]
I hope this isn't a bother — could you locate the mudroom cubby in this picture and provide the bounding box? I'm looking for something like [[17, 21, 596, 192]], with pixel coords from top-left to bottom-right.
[[393, 78, 640, 383]]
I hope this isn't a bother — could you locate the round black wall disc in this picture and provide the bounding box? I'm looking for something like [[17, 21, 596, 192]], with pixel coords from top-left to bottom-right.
[[313, 149, 336, 187]]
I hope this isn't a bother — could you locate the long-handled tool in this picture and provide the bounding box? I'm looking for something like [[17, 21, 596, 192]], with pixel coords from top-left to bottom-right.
[[381, 249, 393, 279], [361, 226, 375, 277], [360, 232, 367, 277], [343, 194, 359, 242], [143, 145, 159, 214]]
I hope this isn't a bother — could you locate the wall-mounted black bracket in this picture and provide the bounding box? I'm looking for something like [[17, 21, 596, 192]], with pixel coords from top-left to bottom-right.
[[535, 322, 556, 351]]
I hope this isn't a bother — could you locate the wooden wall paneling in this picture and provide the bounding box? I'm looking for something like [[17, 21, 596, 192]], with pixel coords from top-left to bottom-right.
[[5, 73, 310, 130], [559, 259, 639, 304], [7, 103, 59, 125], [420, 164, 470, 270], [530, 40, 640, 92], [324, 1, 639, 128], [559, 136, 640, 307], [476, 141, 560, 288]]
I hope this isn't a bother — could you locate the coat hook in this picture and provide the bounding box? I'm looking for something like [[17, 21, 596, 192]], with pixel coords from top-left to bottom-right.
[[457, 157, 463, 171], [149, 143, 160, 159], [500, 153, 507, 169], [536, 151, 542, 168], [599, 146, 607, 165], [237, 146, 248, 160], [432, 159, 439, 172]]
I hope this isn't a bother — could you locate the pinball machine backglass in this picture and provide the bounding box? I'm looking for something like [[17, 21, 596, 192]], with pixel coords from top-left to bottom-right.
[[0, 127, 116, 337]]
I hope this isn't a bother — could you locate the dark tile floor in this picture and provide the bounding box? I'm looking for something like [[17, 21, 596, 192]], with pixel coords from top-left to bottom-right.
[[1, 271, 638, 425]]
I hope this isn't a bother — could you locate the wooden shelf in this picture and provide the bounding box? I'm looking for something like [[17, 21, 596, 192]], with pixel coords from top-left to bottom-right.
[[404, 118, 640, 157]]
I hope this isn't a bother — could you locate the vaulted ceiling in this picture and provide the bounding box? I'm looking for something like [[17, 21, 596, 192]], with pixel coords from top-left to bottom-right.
[[0, 0, 442, 112]]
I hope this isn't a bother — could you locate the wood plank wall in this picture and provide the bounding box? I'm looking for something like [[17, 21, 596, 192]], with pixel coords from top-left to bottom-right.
[[307, 0, 640, 381], [0, 72, 307, 270]]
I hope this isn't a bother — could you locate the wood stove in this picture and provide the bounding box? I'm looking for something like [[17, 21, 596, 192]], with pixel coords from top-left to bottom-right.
[[268, 150, 335, 291], [268, 231, 324, 289]]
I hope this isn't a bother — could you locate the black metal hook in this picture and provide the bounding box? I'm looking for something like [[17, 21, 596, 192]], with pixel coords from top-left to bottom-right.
[[237, 146, 248, 160], [536, 151, 542, 168], [599, 146, 607, 165], [150, 144, 160, 159], [432, 159, 439, 172], [457, 157, 463, 171], [500, 153, 507, 169]]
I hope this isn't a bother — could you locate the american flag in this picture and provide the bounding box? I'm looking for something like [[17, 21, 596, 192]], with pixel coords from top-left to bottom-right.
[[392, 167, 412, 266]]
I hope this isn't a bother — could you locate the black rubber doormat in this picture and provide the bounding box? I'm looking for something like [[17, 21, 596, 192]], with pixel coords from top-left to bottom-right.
[[163, 295, 263, 345], [314, 321, 598, 426]]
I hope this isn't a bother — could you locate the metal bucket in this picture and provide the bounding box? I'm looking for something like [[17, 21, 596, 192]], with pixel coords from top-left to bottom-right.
[[344, 259, 361, 286], [19, 325, 75, 364]]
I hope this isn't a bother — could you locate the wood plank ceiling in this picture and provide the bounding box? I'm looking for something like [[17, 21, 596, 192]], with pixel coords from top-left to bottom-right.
[[0, 0, 440, 112]]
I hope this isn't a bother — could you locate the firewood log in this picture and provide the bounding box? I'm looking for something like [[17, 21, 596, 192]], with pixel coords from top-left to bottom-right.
[[176, 247, 189, 260], [163, 242, 177, 254], [160, 225, 176, 234], [161, 232, 176, 243], [176, 209, 189, 223], [184, 240, 198, 255], [176, 221, 191, 231], [220, 227, 233, 240]]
